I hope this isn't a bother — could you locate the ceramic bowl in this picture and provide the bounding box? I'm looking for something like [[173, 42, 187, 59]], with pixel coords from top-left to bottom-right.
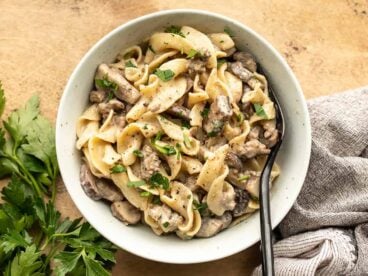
[[56, 9, 311, 264]]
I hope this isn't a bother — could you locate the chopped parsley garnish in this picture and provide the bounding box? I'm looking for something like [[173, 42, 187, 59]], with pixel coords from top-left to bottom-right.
[[217, 58, 227, 68], [143, 124, 148, 130], [95, 76, 118, 92], [220, 40, 225, 43], [175, 143, 181, 160], [140, 191, 151, 197], [107, 91, 114, 101], [149, 172, 170, 190], [164, 25, 185, 37], [237, 175, 250, 181], [183, 133, 191, 148], [127, 180, 146, 188], [148, 44, 155, 53], [187, 49, 199, 59], [253, 103, 268, 119], [125, 60, 137, 68], [193, 200, 208, 215], [154, 69, 175, 82], [201, 107, 210, 118], [154, 131, 163, 141], [151, 131, 177, 156], [152, 196, 162, 205], [236, 112, 244, 124], [224, 26, 234, 37], [133, 149, 143, 157], [207, 131, 218, 137], [162, 222, 170, 228], [181, 120, 191, 129], [110, 164, 127, 174]]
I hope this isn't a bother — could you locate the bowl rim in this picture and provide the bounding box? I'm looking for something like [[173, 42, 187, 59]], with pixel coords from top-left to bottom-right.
[[56, 8, 311, 264]]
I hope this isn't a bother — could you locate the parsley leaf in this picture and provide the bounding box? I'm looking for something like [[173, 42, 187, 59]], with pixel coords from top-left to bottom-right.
[[183, 133, 191, 148], [253, 103, 268, 119], [148, 45, 155, 53], [149, 173, 169, 190], [0, 82, 5, 118], [201, 107, 210, 118], [217, 58, 227, 68], [127, 181, 146, 188], [187, 49, 198, 59], [125, 60, 137, 68], [162, 222, 170, 228], [95, 77, 118, 93], [140, 191, 151, 197], [110, 164, 126, 174], [164, 25, 185, 37], [224, 26, 234, 37], [4, 244, 44, 275], [133, 150, 143, 158], [193, 200, 208, 216], [154, 69, 175, 82], [237, 175, 250, 181]]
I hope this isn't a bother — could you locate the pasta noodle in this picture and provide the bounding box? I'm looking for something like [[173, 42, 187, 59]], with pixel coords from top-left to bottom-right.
[[76, 25, 281, 239]]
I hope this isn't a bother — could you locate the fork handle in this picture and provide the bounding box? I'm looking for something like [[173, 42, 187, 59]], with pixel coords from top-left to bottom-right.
[[259, 141, 282, 276]]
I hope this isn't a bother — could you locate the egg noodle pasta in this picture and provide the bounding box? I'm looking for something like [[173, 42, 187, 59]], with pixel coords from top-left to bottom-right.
[[76, 25, 280, 239]]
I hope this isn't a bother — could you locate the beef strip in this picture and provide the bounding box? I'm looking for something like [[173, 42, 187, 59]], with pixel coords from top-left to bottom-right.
[[96, 64, 140, 104], [89, 90, 106, 103], [140, 145, 161, 180], [229, 61, 253, 82], [203, 95, 233, 135]]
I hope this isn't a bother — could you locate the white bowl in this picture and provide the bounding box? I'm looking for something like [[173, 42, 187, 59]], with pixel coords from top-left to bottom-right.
[[56, 9, 311, 264]]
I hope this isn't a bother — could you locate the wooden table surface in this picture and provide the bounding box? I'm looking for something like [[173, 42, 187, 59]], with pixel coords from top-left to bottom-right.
[[0, 0, 367, 275]]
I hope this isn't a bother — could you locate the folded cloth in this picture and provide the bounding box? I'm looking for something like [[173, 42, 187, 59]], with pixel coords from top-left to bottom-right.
[[253, 87, 368, 276]]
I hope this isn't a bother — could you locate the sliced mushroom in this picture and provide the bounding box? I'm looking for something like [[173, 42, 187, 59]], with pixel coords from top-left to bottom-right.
[[195, 212, 232, 238], [89, 90, 106, 103], [140, 145, 161, 180], [229, 61, 253, 82], [233, 187, 250, 217], [233, 51, 257, 72], [226, 152, 244, 171], [96, 179, 124, 202], [97, 99, 125, 118], [240, 101, 254, 119], [203, 95, 233, 135], [111, 201, 141, 225], [96, 64, 140, 104], [166, 104, 191, 121], [80, 163, 101, 200]]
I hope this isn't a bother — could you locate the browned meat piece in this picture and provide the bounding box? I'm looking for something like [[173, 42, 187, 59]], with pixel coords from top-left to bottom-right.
[[240, 101, 254, 119], [96, 64, 140, 104], [80, 163, 101, 200], [248, 126, 262, 140], [141, 145, 161, 180], [89, 90, 106, 103], [188, 59, 206, 76], [147, 204, 184, 232], [111, 201, 141, 225], [166, 104, 191, 121], [97, 99, 125, 118], [232, 187, 250, 217], [233, 51, 257, 72], [233, 139, 270, 159], [225, 47, 236, 57], [203, 95, 233, 135], [262, 120, 279, 148], [229, 61, 253, 82], [226, 152, 244, 171], [112, 114, 126, 129], [96, 179, 124, 202], [195, 212, 232, 238]]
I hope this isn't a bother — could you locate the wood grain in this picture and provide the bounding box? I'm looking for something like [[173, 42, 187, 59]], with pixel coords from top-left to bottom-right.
[[0, 0, 367, 275]]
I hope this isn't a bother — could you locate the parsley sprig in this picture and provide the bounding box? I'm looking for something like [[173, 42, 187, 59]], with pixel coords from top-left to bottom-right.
[[0, 83, 116, 275], [164, 25, 185, 38]]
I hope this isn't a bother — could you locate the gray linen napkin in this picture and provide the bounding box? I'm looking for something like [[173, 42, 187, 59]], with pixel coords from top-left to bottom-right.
[[253, 87, 368, 276]]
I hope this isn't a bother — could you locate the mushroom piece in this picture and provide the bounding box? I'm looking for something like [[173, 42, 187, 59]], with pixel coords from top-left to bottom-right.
[[111, 201, 141, 225], [97, 99, 125, 118], [96, 179, 124, 202], [225, 152, 244, 171], [195, 212, 232, 238], [80, 163, 124, 202], [166, 104, 191, 121], [232, 187, 250, 217], [203, 95, 233, 135], [188, 59, 207, 77], [89, 90, 106, 103], [80, 163, 101, 200], [140, 145, 161, 180], [229, 61, 253, 82], [95, 64, 140, 104], [147, 204, 184, 232], [233, 51, 257, 72], [240, 101, 254, 119]]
